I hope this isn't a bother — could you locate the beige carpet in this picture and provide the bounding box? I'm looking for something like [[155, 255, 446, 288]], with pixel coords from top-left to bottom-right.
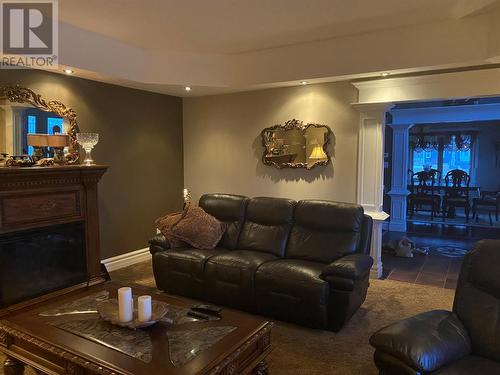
[[1, 261, 455, 374]]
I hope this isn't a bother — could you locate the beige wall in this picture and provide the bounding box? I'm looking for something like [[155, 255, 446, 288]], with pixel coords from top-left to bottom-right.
[[183, 82, 359, 203], [0, 69, 184, 258]]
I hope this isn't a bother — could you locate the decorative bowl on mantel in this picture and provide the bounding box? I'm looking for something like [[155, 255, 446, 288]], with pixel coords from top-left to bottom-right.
[[5, 155, 35, 167], [97, 299, 168, 329]]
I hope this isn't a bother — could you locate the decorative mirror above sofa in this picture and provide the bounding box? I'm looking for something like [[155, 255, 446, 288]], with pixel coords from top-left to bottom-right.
[[0, 85, 80, 164], [261, 119, 332, 169]]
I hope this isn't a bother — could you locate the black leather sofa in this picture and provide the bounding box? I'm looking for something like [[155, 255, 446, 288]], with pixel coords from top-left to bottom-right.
[[370, 239, 500, 374], [150, 193, 373, 331]]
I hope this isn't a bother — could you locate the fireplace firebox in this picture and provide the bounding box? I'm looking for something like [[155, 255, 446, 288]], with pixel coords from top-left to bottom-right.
[[0, 222, 87, 307], [0, 165, 107, 316]]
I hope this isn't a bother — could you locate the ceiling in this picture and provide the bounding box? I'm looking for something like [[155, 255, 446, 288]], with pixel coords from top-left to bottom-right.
[[54, 0, 500, 96], [60, 0, 465, 54]]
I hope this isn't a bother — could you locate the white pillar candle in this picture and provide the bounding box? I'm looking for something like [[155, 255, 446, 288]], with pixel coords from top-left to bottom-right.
[[118, 287, 133, 322], [138, 295, 152, 322]]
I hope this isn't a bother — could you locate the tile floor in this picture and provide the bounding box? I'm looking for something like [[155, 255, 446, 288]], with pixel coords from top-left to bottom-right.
[[382, 222, 500, 289]]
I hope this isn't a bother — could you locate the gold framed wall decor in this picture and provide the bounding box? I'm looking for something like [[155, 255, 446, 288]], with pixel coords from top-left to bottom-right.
[[261, 119, 332, 169], [0, 85, 80, 164]]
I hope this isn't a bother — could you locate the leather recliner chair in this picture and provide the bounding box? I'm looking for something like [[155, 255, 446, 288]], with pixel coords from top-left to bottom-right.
[[150, 193, 373, 331], [370, 239, 500, 374]]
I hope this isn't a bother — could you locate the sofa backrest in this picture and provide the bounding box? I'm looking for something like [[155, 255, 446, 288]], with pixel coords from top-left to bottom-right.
[[453, 239, 500, 361], [359, 214, 373, 255], [199, 193, 249, 249], [286, 200, 365, 264], [237, 197, 296, 257]]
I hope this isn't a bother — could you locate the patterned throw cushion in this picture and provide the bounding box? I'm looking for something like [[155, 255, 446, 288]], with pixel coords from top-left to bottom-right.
[[155, 211, 188, 248], [155, 205, 226, 249]]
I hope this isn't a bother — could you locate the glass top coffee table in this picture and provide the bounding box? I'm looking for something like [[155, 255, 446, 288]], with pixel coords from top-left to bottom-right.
[[0, 282, 272, 375]]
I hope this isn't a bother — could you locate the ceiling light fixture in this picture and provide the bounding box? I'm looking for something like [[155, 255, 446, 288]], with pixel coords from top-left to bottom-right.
[[381, 72, 390, 77], [300, 81, 308, 85], [64, 69, 74, 75], [185, 86, 191, 91]]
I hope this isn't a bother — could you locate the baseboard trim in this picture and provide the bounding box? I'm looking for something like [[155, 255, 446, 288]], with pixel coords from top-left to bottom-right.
[[101, 248, 151, 272]]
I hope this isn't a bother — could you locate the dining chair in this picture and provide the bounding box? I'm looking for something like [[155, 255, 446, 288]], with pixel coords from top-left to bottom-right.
[[443, 169, 471, 222], [429, 168, 442, 186], [408, 170, 441, 220], [472, 190, 500, 225]]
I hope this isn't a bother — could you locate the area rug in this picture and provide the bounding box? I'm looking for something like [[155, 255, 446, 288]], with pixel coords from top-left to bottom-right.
[[0, 261, 455, 375], [432, 245, 469, 258]]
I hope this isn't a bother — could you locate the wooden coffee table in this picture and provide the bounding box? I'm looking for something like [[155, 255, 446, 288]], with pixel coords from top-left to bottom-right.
[[0, 282, 272, 374]]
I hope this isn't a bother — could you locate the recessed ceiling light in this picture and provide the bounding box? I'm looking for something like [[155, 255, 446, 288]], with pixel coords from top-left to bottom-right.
[[64, 69, 74, 75], [185, 86, 191, 91], [381, 72, 390, 77], [301, 81, 308, 85]]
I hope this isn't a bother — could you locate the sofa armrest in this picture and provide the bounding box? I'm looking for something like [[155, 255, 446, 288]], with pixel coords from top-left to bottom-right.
[[149, 234, 170, 255], [320, 253, 373, 280], [370, 310, 471, 373]]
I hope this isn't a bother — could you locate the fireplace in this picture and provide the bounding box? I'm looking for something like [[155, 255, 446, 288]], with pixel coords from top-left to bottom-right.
[[0, 223, 87, 307], [0, 165, 107, 316]]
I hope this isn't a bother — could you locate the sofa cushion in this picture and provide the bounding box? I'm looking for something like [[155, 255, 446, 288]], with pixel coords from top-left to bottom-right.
[[255, 259, 329, 327], [433, 355, 500, 374], [205, 250, 277, 310], [199, 193, 249, 249], [237, 197, 296, 257], [153, 247, 229, 299], [286, 200, 364, 263]]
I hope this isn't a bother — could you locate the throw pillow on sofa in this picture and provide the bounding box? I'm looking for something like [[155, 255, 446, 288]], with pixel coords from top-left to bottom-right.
[[155, 210, 189, 248], [156, 205, 226, 249]]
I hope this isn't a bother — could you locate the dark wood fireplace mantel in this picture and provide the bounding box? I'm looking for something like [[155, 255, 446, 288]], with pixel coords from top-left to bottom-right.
[[0, 165, 108, 317]]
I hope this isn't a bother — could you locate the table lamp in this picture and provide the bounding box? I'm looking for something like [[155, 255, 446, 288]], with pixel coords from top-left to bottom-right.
[[309, 140, 327, 160], [47, 134, 70, 164], [27, 134, 49, 159]]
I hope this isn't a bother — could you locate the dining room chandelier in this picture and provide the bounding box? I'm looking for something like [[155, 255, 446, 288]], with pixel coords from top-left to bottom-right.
[[412, 135, 438, 153], [445, 135, 472, 152]]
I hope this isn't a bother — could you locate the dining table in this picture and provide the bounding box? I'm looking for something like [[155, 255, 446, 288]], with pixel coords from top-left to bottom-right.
[[407, 185, 481, 219]]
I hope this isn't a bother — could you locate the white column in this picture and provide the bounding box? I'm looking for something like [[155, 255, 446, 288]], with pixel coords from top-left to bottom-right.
[[353, 103, 391, 279], [387, 124, 413, 232]]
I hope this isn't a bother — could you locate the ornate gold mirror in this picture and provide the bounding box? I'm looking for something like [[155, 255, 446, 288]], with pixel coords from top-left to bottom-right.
[[262, 119, 332, 169], [0, 85, 79, 165]]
